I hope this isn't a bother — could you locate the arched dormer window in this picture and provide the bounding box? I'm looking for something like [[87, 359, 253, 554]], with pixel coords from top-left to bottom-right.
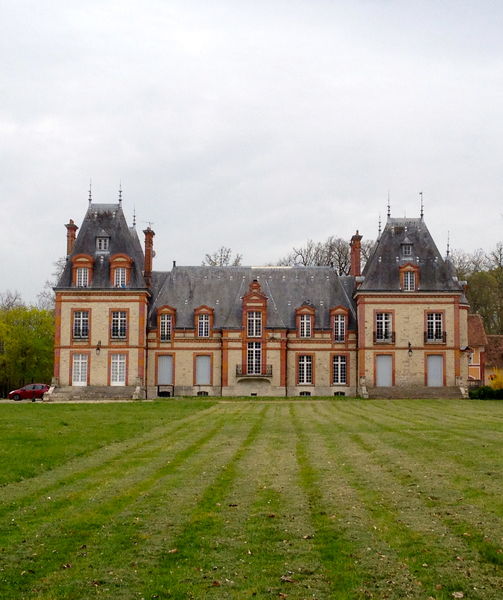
[[330, 306, 349, 343], [194, 306, 214, 338], [295, 305, 315, 338], [157, 306, 176, 342], [399, 263, 420, 292], [110, 254, 133, 288], [71, 254, 94, 287]]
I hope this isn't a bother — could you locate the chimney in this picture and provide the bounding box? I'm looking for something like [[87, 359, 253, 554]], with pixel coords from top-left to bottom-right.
[[65, 219, 78, 255], [143, 227, 155, 288], [350, 230, 363, 277]]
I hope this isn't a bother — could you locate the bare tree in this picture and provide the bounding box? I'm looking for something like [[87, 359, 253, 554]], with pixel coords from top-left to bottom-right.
[[277, 236, 374, 275], [0, 290, 24, 310], [37, 257, 66, 310], [202, 247, 243, 267]]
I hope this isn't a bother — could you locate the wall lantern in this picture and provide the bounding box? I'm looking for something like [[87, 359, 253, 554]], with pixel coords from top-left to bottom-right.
[[96, 340, 102, 356], [408, 342, 413, 357]]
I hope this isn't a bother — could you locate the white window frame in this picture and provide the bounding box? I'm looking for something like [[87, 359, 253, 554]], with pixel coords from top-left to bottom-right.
[[160, 314, 172, 341], [111, 311, 127, 339], [114, 267, 127, 287], [402, 244, 412, 257], [72, 353, 88, 386], [376, 313, 392, 342], [111, 354, 126, 386], [298, 355, 313, 385], [73, 310, 89, 339], [333, 314, 346, 342], [96, 237, 109, 251], [299, 314, 312, 338], [247, 342, 261, 375], [403, 270, 416, 291], [76, 267, 89, 287], [333, 355, 347, 385], [427, 313, 443, 341], [198, 313, 210, 337], [247, 311, 262, 337]]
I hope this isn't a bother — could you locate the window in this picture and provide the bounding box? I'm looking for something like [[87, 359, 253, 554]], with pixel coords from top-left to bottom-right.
[[247, 311, 262, 337], [402, 244, 412, 256], [426, 313, 445, 342], [195, 355, 211, 385], [160, 314, 172, 341], [247, 342, 261, 374], [298, 355, 313, 384], [299, 314, 312, 338], [299, 391, 311, 396], [111, 311, 127, 339], [375, 313, 393, 343], [333, 314, 345, 342], [114, 267, 127, 287], [73, 311, 89, 339], [403, 270, 416, 291], [76, 267, 89, 287], [111, 354, 126, 385], [198, 314, 210, 337], [332, 355, 347, 384], [96, 237, 109, 251]]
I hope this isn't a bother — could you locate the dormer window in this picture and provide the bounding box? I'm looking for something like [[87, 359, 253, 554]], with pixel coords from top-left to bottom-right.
[[109, 254, 133, 288], [114, 267, 127, 288], [194, 306, 214, 338], [399, 264, 420, 292], [330, 306, 349, 344], [71, 254, 94, 287], [96, 237, 110, 252], [299, 314, 312, 338], [295, 305, 315, 339], [402, 244, 412, 257], [76, 267, 89, 287]]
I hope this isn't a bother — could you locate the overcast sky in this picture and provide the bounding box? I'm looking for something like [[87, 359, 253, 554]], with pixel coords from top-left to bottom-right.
[[1, 0, 503, 303]]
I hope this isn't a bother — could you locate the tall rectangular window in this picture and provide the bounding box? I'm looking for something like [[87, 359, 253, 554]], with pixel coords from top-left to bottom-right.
[[73, 310, 89, 339], [111, 311, 127, 339], [247, 342, 261, 374], [247, 311, 262, 337], [403, 271, 416, 291], [298, 355, 313, 384], [195, 355, 211, 385], [198, 314, 210, 337], [160, 314, 172, 341], [299, 314, 312, 338], [114, 267, 127, 287], [333, 314, 345, 342], [427, 313, 443, 341], [333, 355, 347, 384], [375, 313, 392, 342], [76, 267, 89, 287]]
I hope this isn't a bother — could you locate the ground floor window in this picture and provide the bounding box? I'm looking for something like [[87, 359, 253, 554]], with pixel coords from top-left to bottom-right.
[[298, 355, 313, 384], [111, 354, 126, 386], [332, 355, 347, 384], [72, 353, 88, 386], [195, 355, 211, 385]]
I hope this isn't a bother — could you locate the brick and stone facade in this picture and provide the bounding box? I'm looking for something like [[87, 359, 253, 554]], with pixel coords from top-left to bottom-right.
[[51, 201, 469, 399]]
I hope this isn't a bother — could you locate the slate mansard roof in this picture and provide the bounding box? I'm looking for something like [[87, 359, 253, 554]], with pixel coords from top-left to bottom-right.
[[57, 203, 147, 290], [147, 266, 357, 331], [360, 217, 466, 297]]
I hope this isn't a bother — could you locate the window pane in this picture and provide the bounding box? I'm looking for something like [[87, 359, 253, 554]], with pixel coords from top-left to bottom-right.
[[198, 314, 210, 337], [247, 342, 261, 374], [298, 355, 312, 384], [160, 314, 172, 341], [333, 355, 347, 384], [111, 311, 127, 338], [300, 314, 312, 337], [334, 314, 345, 342], [247, 312, 262, 337]]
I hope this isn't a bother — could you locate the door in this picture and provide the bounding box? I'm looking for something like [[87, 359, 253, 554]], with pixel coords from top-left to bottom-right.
[[158, 355, 173, 385], [427, 355, 444, 387], [111, 354, 126, 386], [72, 354, 88, 386], [376, 355, 393, 387]]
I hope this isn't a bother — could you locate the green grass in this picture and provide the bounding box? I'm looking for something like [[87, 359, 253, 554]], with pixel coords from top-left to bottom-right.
[[0, 399, 502, 599]]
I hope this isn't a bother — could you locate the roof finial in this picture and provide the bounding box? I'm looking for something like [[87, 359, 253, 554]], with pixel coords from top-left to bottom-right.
[[378, 213, 382, 238], [88, 178, 92, 205], [387, 191, 391, 219], [118, 181, 122, 205], [420, 191, 424, 219], [132, 206, 136, 227], [446, 231, 451, 257]]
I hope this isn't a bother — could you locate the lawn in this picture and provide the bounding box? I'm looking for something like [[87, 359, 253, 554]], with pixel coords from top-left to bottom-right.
[[0, 399, 502, 599]]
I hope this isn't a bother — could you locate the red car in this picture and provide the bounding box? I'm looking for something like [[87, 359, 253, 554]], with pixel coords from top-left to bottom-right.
[[8, 384, 50, 401]]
